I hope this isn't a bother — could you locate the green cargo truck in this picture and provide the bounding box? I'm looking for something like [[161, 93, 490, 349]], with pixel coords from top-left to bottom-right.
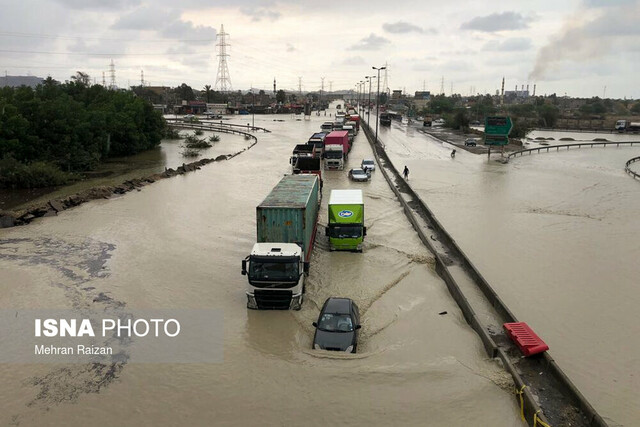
[[241, 174, 320, 310], [326, 189, 366, 252]]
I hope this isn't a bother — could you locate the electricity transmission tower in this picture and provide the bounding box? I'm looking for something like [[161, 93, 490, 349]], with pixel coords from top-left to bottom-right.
[[215, 25, 233, 92], [109, 59, 116, 90], [382, 62, 389, 95]]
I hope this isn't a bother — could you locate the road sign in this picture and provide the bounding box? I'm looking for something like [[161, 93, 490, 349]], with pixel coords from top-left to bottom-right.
[[484, 116, 513, 146]]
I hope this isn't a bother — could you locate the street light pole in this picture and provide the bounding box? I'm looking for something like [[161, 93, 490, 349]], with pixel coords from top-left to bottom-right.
[[372, 66, 386, 146], [365, 76, 374, 119], [251, 91, 255, 130]]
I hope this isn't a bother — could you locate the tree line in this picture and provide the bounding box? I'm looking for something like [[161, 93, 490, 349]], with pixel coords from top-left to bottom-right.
[[0, 76, 165, 188]]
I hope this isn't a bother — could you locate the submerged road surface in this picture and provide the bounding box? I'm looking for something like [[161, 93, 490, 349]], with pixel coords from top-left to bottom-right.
[[378, 117, 640, 426], [0, 106, 524, 426]]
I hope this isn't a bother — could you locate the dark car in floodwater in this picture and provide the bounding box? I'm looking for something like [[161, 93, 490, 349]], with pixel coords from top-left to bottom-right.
[[312, 297, 361, 353]]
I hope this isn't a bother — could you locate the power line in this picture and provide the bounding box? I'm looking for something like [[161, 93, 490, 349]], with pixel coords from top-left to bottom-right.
[[0, 30, 214, 43], [0, 49, 193, 57]]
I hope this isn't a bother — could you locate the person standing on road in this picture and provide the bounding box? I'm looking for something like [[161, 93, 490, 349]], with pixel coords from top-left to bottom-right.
[[403, 166, 409, 180]]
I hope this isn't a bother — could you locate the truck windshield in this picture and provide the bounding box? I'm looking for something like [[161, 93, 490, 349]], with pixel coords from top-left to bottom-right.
[[329, 225, 362, 239], [325, 151, 343, 159], [318, 313, 354, 332], [249, 256, 299, 285]]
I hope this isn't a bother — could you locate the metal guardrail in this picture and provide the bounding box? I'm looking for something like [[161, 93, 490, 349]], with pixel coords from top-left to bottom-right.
[[534, 128, 617, 134], [166, 118, 271, 133], [625, 156, 640, 180], [508, 140, 639, 160]]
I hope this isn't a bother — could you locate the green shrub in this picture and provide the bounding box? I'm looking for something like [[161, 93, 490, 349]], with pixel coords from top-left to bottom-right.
[[0, 155, 76, 188], [164, 127, 182, 139], [184, 134, 211, 148], [181, 148, 200, 157]]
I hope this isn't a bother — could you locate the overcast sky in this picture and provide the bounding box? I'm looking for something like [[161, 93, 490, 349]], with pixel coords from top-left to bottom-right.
[[1, 0, 638, 98]]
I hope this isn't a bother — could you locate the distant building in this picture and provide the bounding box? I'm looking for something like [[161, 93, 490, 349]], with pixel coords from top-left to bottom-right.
[[0, 75, 44, 88], [504, 90, 529, 99], [207, 103, 228, 114], [391, 90, 403, 100], [414, 91, 431, 100], [173, 100, 207, 114]]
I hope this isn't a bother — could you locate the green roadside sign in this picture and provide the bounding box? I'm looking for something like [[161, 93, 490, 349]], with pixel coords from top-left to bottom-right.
[[484, 116, 513, 146]]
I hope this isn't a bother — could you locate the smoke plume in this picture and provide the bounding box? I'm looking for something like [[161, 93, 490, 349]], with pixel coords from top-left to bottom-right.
[[529, 1, 640, 80]]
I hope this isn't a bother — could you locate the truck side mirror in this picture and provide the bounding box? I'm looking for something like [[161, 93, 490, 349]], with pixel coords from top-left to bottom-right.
[[241, 258, 248, 275], [312, 322, 318, 328], [325, 227, 329, 236], [356, 325, 362, 330], [363, 226, 367, 237], [303, 262, 310, 274]]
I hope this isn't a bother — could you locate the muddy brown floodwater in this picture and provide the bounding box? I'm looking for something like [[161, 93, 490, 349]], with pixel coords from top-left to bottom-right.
[[380, 118, 640, 426], [0, 105, 525, 426]]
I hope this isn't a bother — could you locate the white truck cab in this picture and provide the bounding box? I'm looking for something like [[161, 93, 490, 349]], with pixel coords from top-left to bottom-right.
[[324, 144, 345, 170], [243, 243, 305, 310]]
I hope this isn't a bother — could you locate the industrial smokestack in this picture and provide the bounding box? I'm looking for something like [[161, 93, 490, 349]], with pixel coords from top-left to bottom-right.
[[533, 84, 536, 96], [526, 84, 529, 93], [501, 77, 505, 106]]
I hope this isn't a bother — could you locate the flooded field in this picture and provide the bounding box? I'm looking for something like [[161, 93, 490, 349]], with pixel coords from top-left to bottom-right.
[[380, 118, 640, 426], [0, 128, 248, 211], [0, 106, 523, 425]]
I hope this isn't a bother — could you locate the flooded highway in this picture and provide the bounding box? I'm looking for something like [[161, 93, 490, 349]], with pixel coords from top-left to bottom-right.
[[379, 119, 640, 426], [0, 106, 525, 426]]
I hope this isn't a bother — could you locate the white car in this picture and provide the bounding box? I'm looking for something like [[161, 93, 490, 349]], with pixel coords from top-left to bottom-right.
[[361, 159, 375, 172], [349, 168, 371, 182]]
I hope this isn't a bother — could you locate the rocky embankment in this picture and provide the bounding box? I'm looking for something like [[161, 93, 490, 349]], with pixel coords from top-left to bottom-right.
[[0, 155, 231, 228]]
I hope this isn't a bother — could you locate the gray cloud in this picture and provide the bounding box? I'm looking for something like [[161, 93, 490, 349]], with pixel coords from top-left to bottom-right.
[[241, 7, 281, 22], [441, 60, 475, 72], [383, 21, 435, 34], [482, 37, 532, 51], [160, 20, 216, 44], [52, 0, 140, 10], [112, 6, 216, 44], [460, 12, 529, 32], [340, 56, 365, 66], [112, 6, 170, 31], [529, 2, 640, 80], [348, 33, 390, 51], [583, 0, 635, 6]]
